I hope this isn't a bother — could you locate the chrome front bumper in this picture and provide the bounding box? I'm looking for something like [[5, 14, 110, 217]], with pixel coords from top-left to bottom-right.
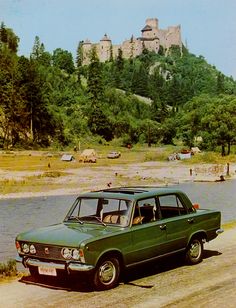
[[16, 256, 94, 273], [216, 228, 224, 235]]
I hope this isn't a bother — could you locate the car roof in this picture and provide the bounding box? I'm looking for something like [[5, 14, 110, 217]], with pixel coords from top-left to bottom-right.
[[78, 186, 184, 201]]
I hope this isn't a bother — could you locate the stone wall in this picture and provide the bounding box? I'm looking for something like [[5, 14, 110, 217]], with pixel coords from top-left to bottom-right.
[[82, 18, 182, 65]]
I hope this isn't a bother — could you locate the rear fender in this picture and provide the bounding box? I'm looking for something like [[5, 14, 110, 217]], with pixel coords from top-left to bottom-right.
[[187, 230, 207, 246]]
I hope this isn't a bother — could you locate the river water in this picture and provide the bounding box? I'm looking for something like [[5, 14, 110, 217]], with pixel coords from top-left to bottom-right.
[[0, 180, 236, 262]]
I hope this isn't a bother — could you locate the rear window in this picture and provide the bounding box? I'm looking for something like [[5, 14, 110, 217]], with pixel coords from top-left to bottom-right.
[[158, 194, 188, 218]]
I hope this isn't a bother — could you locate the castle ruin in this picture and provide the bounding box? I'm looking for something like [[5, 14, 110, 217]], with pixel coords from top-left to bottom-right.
[[82, 18, 182, 65]]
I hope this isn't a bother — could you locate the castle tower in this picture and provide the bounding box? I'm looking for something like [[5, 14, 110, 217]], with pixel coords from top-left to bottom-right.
[[82, 39, 92, 65], [141, 18, 159, 39], [146, 18, 158, 30], [99, 34, 112, 62]]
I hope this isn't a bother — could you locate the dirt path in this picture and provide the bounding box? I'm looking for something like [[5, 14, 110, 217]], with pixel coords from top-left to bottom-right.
[[0, 227, 235, 308]]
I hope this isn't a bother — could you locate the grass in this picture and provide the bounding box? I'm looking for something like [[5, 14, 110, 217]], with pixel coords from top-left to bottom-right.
[[0, 165, 71, 194], [184, 152, 236, 165], [222, 220, 236, 230], [0, 259, 17, 278], [0, 178, 65, 195]]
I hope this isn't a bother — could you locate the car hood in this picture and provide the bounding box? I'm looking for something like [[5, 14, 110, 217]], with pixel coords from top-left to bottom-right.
[[16, 222, 122, 247]]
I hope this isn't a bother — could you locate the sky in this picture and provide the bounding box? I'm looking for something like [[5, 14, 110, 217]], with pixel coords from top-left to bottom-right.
[[1, 0, 236, 79]]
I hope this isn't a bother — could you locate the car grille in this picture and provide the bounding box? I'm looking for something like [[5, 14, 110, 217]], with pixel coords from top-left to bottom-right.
[[20, 242, 64, 260], [34, 244, 63, 260]]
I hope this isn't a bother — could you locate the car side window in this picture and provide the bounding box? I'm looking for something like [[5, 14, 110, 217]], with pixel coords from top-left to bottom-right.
[[158, 194, 188, 219], [134, 198, 158, 224], [102, 199, 131, 226]]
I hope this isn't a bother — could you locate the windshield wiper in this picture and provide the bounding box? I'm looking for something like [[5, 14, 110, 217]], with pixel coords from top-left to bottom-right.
[[81, 216, 107, 226], [66, 216, 84, 224], [94, 216, 107, 226]]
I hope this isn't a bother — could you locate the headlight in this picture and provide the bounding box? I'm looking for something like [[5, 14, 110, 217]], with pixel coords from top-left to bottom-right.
[[30, 244, 36, 254], [72, 249, 80, 260], [61, 247, 72, 259], [61, 248, 82, 260], [22, 243, 29, 253]]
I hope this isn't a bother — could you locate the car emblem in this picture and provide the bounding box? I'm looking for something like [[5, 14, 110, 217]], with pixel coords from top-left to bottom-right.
[[45, 247, 49, 254]]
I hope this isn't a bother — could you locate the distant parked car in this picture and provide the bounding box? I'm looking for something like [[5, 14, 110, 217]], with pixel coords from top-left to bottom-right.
[[15, 186, 223, 291], [107, 151, 121, 159]]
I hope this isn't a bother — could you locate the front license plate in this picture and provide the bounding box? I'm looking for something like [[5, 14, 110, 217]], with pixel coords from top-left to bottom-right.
[[38, 266, 57, 276]]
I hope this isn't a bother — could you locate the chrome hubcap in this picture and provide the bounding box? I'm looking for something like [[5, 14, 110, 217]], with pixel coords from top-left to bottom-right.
[[99, 261, 116, 284], [190, 241, 200, 258]]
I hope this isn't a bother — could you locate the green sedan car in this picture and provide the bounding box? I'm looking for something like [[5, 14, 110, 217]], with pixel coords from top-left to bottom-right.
[[16, 186, 223, 290]]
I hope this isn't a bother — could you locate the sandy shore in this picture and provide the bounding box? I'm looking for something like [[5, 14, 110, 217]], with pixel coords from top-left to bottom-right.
[[1, 161, 236, 199]]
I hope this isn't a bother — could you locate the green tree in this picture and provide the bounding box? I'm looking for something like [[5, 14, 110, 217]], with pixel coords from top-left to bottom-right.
[[149, 67, 166, 101], [76, 41, 84, 68], [31, 36, 42, 60], [30, 36, 51, 66], [52, 48, 75, 74], [0, 27, 24, 148], [114, 48, 124, 88], [200, 96, 236, 155], [131, 62, 149, 96], [139, 119, 161, 146], [216, 72, 225, 94], [87, 46, 104, 103], [179, 95, 236, 155], [87, 46, 113, 140], [161, 117, 177, 144], [0, 23, 19, 52]]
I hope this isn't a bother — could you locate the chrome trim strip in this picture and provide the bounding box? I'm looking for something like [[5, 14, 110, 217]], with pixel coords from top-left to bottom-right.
[[68, 263, 94, 272], [25, 258, 94, 272], [26, 258, 65, 270]]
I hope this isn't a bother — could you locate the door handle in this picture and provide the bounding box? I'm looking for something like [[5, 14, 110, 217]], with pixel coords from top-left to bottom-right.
[[187, 218, 194, 224], [159, 224, 166, 230]]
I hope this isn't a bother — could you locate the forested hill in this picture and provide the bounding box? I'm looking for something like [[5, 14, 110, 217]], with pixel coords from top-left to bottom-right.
[[1, 23, 236, 155]]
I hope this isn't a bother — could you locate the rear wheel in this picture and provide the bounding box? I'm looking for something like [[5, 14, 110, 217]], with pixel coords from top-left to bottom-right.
[[185, 238, 203, 265], [93, 256, 120, 291]]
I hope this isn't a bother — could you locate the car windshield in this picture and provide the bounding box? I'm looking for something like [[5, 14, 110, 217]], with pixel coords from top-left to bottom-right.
[[64, 197, 132, 227]]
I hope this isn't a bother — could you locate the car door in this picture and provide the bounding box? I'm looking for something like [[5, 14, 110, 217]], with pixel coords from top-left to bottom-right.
[[158, 194, 193, 253], [126, 197, 168, 265]]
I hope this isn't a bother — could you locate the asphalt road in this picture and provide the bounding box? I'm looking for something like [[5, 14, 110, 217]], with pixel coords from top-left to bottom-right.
[[0, 227, 236, 308]]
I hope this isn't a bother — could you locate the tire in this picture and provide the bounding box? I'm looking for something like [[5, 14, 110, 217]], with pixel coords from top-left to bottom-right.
[[185, 238, 203, 265], [93, 256, 120, 291]]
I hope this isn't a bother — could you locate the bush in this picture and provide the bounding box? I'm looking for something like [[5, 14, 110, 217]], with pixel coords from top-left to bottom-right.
[[0, 259, 17, 277]]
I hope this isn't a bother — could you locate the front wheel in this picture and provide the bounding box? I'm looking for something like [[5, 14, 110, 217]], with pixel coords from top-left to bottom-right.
[[185, 238, 203, 265], [93, 256, 120, 291]]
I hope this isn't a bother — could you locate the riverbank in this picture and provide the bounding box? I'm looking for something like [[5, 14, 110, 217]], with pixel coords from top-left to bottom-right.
[[0, 160, 236, 199]]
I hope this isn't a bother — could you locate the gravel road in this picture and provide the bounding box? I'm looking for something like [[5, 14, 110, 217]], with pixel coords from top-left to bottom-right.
[[0, 226, 235, 308]]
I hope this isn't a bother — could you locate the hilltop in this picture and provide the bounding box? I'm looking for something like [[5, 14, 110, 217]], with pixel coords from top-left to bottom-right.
[[0, 22, 236, 154]]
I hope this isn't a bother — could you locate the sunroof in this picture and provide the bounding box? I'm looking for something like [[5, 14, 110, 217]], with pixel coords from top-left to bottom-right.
[[100, 187, 149, 194]]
